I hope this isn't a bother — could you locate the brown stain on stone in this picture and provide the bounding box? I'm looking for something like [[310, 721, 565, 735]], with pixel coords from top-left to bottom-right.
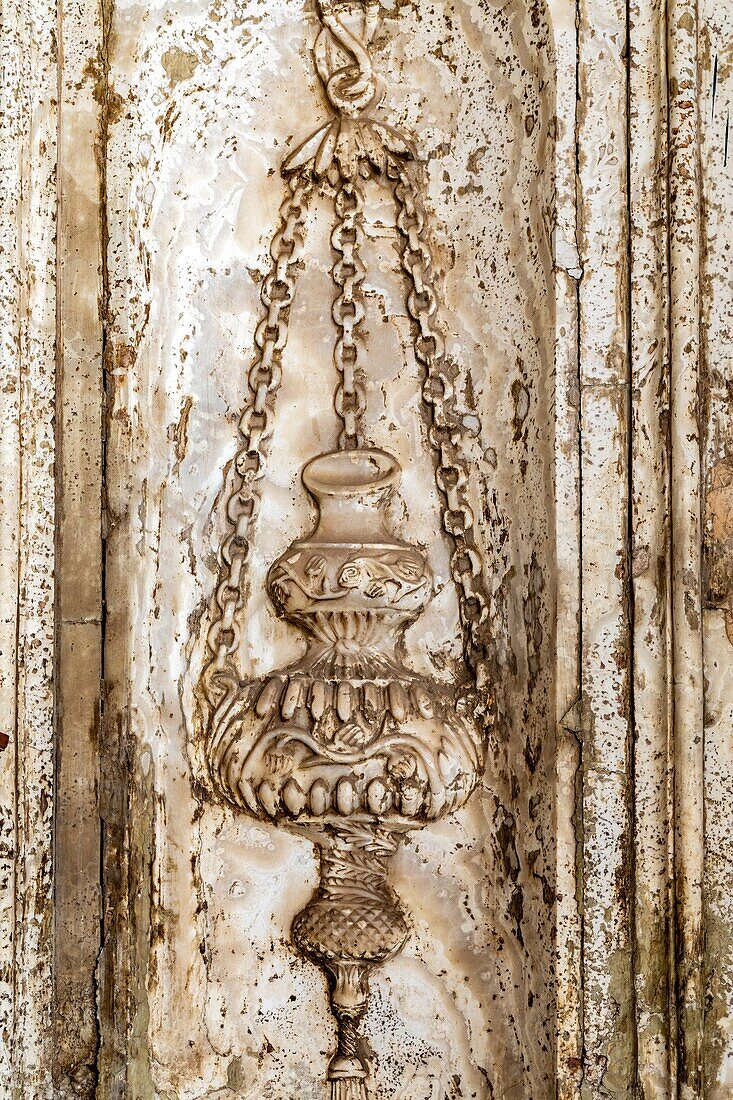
[[162, 47, 199, 86], [705, 457, 733, 640], [172, 395, 194, 465]]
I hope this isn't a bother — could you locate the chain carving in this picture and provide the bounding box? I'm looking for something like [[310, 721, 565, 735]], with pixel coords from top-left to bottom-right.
[[332, 180, 367, 450], [198, 2, 496, 1096], [206, 172, 312, 682], [393, 163, 493, 706]]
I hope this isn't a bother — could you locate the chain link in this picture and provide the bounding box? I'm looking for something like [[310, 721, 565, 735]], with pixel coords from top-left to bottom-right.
[[206, 172, 312, 675], [331, 179, 367, 450], [392, 161, 493, 699]]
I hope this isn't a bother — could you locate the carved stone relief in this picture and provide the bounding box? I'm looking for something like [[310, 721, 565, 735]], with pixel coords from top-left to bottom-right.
[[5, 0, 733, 1097], [196, 3, 501, 1092], [147, 0, 556, 1094]]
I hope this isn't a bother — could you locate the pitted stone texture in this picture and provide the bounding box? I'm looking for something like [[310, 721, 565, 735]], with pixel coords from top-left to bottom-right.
[[102, 0, 555, 1095]]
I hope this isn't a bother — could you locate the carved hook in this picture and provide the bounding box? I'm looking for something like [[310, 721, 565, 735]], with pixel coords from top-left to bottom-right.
[[315, 0, 382, 116]]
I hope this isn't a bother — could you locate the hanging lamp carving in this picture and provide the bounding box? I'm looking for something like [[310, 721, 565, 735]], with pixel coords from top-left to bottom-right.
[[199, 2, 495, 1095]]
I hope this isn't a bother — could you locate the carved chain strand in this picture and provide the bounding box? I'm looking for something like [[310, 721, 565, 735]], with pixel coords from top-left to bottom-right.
[[332, 180, 367, 449], [207, 172, 312, 672], [392, 162, 492, 700]]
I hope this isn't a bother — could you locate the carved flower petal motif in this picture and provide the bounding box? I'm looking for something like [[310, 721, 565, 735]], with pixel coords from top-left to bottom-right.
[[283, 123, 333, 174], [370, 121, 414, 161], [270, 579, 291, 609], [339, 561, 365, 588], [305, 553, 327, 578], [387, 751, 417, 780], [392, 557, 423, 582], [331, 721, 371, 750], [359, 123, 387, 174], [264, 747, 296, 776], [283, 116, 415, 180]]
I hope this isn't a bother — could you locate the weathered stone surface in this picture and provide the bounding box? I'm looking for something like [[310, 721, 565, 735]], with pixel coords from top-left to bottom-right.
[[100, 0, 556, 1096], [699, 2, 733, 1095], [1, 0, 733, 1097], [575, 3, 636, 1093], [629, 3, 675, 1097], [0, 0, 58, 1093], [54, 0, 105, 1086], [669, 3, 706, 1097]]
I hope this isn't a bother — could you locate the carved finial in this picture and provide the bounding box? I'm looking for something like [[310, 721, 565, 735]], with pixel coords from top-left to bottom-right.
[[291, 825, 410, 1099]]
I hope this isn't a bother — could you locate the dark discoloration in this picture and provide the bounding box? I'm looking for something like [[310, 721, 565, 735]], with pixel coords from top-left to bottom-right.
[[705, 456, 733, 642]]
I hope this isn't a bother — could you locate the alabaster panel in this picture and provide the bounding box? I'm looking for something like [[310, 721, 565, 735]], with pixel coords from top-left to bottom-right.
[[104, 0, 555, 1095]]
